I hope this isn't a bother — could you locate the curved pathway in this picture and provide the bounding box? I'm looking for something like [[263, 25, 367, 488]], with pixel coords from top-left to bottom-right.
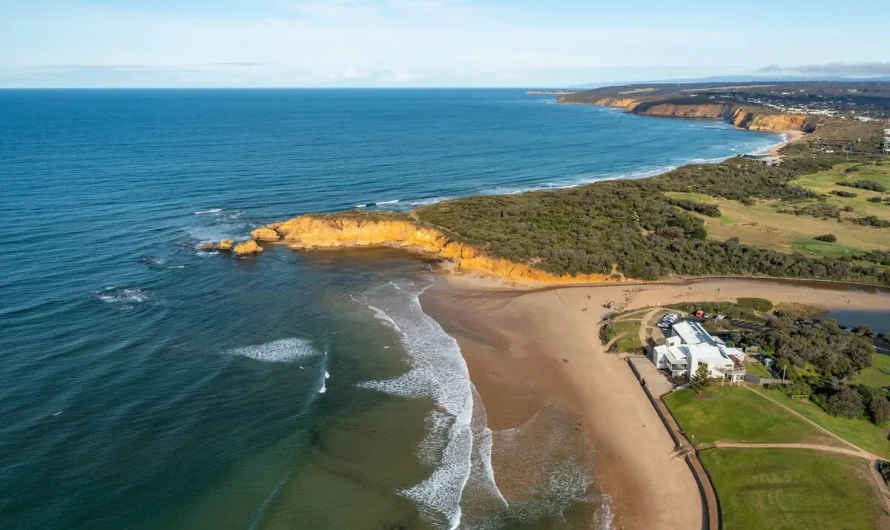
[[729, 389, 890, 514]]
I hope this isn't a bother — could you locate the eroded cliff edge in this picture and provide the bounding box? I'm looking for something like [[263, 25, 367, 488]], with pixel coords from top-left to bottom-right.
[[241, 215, 625, 284], [559, 95, 817, 133]]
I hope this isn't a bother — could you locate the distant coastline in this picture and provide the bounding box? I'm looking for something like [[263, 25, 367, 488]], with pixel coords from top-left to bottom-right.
[[524, 89, 576, 95]]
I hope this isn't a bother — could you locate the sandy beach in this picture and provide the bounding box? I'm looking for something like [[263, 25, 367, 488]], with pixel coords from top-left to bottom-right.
[[421, 275, 890, 529], [767, 129, 806, 157]]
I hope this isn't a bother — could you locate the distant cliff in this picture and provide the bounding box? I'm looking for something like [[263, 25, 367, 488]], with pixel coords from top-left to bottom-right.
[[560, 95, 817, 133], [246, 215, 624, 284]]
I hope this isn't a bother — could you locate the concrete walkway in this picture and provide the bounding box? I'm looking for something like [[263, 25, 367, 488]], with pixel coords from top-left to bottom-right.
[[626, 358, 718, 530]]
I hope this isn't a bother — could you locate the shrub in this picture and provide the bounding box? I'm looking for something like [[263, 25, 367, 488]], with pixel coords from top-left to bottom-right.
[[668, 198, 721, 217], [853, 215, 890, 228], [827, 387, 866, 419], [870, 396, 890, 424], [837, 180, 887, 193], [831, 190, 857, 198], [736, 297, 774, 313], [814, 234, 837, 242], [867, 197, 884, 203]]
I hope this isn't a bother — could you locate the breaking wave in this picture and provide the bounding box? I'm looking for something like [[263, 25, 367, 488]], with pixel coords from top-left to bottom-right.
[[356, 279, 502, 529], [226, 338, 320, 363]]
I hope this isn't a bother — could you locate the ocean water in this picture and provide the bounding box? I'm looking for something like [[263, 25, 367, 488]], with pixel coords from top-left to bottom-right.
[[0, 89, 782, 529]]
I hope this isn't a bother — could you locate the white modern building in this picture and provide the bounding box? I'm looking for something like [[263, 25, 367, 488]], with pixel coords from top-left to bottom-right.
[[652, 321, 746, 382]]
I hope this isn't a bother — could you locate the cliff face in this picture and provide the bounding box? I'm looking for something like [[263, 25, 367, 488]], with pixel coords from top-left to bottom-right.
[[638, 103, 733, 120], [262, 216, 624, 284], [560, 95, 813, 133]]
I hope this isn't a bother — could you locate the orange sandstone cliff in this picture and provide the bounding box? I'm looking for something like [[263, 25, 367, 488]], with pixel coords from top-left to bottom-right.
[[250, 215, 624, 284], [560, 96, 816, 133]]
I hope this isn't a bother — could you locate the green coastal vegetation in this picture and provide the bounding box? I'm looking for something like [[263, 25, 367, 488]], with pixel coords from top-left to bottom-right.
[[407, 119, 890, 285]]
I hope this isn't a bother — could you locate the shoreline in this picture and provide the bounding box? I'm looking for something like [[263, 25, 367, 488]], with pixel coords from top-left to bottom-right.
[[420, 275, 890, 529]]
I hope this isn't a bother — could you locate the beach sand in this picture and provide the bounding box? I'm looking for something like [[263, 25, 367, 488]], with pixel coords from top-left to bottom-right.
[[421, 275, 890, 529], [767, 129, 806, 157]]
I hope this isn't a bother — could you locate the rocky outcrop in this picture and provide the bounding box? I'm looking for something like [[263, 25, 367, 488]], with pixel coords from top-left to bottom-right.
[[255, 216, 625, 284], [217, 239, 234, 251], [199, 242, 215, 251], [234, 239, 264, 256], [250, 227, 280, 242]]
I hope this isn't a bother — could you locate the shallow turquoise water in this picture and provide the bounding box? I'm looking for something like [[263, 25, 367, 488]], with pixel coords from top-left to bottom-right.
[[0, 89, 782, 529]]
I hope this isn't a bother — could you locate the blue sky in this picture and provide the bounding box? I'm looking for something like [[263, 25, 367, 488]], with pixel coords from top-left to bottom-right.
[[2, 0, 889, 87]]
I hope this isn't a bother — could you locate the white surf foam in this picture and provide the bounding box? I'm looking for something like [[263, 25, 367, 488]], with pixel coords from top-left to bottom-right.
[[376, 199, 400, 205], [194, 208, 223, 215], [409, 197, 449, 206], [94, 287, 150, 304], [226, 338, 320, 363], [356, 279, 501, 529]]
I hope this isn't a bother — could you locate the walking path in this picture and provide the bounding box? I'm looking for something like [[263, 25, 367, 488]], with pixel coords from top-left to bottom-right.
[[713, 442, 874, 460], [736, 387, 890, 514], [625, 357, 718, 530]]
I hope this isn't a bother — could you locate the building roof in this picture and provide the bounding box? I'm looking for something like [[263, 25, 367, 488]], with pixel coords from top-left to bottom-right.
[[672, 321, 717, 347], [669, 320, 745, 367]]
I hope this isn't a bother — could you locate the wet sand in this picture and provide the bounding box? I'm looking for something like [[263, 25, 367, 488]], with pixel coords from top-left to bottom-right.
[[421, 275, 890, 529]]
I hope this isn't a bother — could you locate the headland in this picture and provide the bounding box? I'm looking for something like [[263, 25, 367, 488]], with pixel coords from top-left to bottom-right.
[[212, 81, 890, 528]]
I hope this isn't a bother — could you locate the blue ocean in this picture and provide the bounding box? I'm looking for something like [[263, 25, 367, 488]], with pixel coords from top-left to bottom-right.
[[0, 89, 782, 529]]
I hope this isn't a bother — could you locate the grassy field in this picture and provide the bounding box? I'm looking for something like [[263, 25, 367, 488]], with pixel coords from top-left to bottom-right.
[[752, 387, 890, 458], [745, 362, 773, 378], [792, 161, 890, 223], [610, 319, 643, 353], [700, 448, 884, 530], [663, 387, 841, 447], [665, 161, 890, 257], [613, 309, 651, 321], [852, 353, 890, 389]]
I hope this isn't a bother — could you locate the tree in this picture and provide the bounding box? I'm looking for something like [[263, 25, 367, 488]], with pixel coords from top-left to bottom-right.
[[689, 364, 711, 395], [827, 387, 866, 419], [870, 396, 890, 425]]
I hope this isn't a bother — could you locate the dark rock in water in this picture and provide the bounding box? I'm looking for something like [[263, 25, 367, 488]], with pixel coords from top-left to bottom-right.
[[138, 256, 164, 266]]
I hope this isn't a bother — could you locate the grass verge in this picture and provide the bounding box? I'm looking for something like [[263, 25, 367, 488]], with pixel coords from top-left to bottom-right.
[[700, 448, 883, 530], [751, 387, 890, 458], [852, 353, 890, 389], [663, 386, 840, 447]]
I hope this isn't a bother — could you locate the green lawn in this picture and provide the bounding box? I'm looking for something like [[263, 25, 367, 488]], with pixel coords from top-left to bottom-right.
[[612, 320, 641, 335], [700, 448, 884, 530], [613, 309, 650, 321], [752, 387, 890, 459], [615, 333, 642, 353], [663, 387, 841, 447], [852, 353, 890, 389], [744, 362, 772, 378]]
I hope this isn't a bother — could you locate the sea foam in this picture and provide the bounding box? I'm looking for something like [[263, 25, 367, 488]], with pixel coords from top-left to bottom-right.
[[356, 278, 501, 529], [226, 338, 320, 363]]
